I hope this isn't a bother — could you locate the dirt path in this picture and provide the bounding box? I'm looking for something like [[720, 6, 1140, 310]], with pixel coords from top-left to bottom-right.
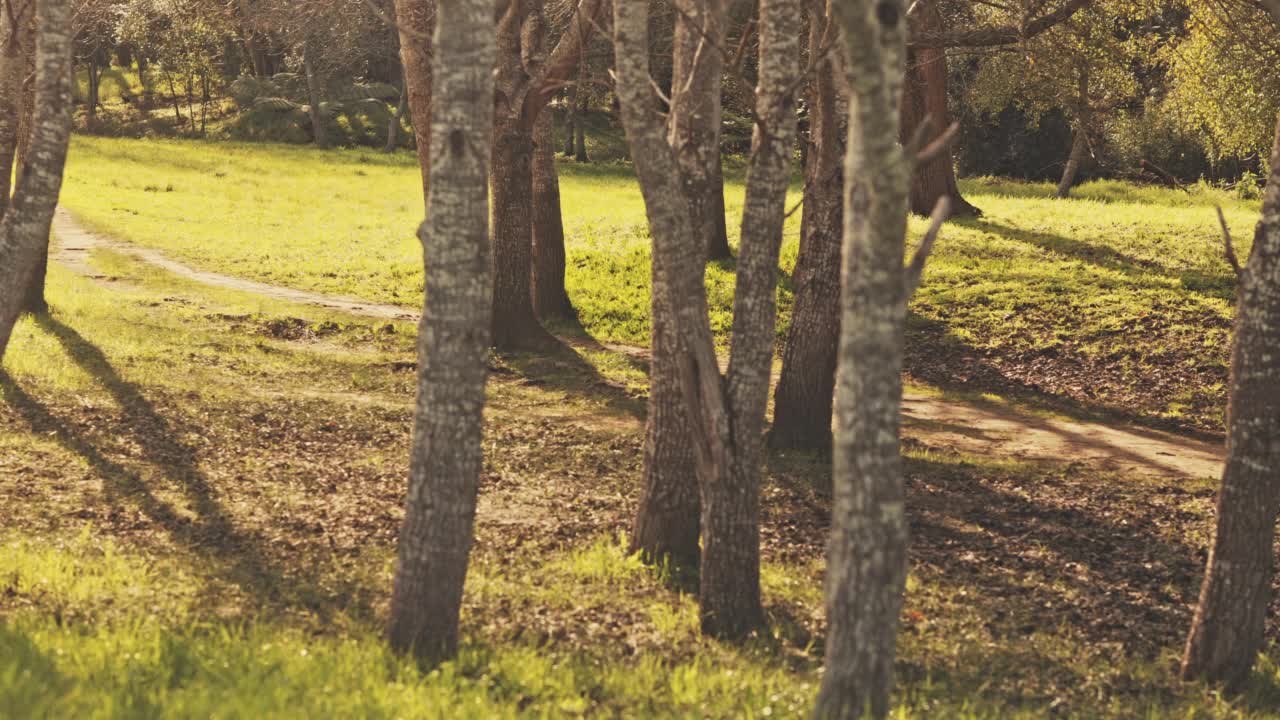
[[51, 208, 1226, 480]]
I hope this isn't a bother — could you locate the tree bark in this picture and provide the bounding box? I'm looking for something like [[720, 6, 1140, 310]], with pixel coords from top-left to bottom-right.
[[394, 0, 434, 209], [816, 0, 918, 716], [669, 0, 732, 261], [900, 0, 979, 217], [574, 84, 588, 162], [0, 0, 76, 360], [302, 39, 328, 149], [615, 0, 801, 639], [1055, 67, 1091, 200], [531, 109, 574, 320], [1180, 114, 1280, 691], [489, 0, 602, 350], [14, 1, 42, 314], [387, 0, 495, 663], [770, 0, 842, 453], [385, 72, 409, 153]]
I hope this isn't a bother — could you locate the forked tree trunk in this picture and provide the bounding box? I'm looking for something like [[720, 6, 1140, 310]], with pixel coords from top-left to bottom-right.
[[816, 0, 920, 716], [394, 0, 434, 209], [387, 0, 495, 663], [302, 40, 328, 149], [900, 0, 979, 217], [770, 0, 842, 453], [670, 0, 731, 261], [1181, 114, 1280, 691], [615, 0, 801, 640], [490, 0, 601, 350], [531, 110, 574, 320], [630, 0, 731, 570], [0, 0, 76, 360]]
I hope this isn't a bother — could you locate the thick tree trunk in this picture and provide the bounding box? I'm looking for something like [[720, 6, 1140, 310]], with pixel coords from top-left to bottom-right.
[[616, 0, 800, 639], [387, 0, 495, 663], [531, 110, 574, 320], [1180, 115, 1280, 690], [15, 3, 42, 314], [771, 0, 842, 453], [816, 0, 916, 716], [302, 40, 327, 149], [394, 0, 434, 209], [901, 0, 979, 217], [491, 113, 555, 348], [0, 0, 75, 359], [489, 0, 601, 350], [669, 0, 732, 261]]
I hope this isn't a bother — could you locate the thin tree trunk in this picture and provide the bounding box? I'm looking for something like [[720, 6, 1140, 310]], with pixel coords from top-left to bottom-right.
[[1056, 128, 1087, 199], [563, 85, 577, 156], [816, 0, 921, 716], [0, 0, 76, 360], [1055, 67, 1090, 200], [302, 40, 327, 149], [900, 0, 979, 217], [1181, 114, 1280, 691], [387, 0, 495, 662], [771, 0, 842, 453], [669, 0, 732, 261], [394, 0, 434, 209], [574, 86, 588, 162], [385, 75, 408, 153], [531, 110, 574, 320]]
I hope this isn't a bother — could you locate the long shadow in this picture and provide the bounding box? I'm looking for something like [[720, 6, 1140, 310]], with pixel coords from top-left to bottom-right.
[[904, 311, 1227, 442], [3, 314, 375, 624], [965, 218, 1164, 278]]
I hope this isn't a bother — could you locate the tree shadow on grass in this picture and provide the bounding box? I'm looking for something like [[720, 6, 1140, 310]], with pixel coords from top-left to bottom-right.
[[1, 313, 376, 625]]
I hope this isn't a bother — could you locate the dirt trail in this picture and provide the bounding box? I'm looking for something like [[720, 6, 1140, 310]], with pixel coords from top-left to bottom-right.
[[51, 208, 1226, 480]]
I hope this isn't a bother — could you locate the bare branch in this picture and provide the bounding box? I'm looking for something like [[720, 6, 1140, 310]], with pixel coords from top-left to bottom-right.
[[904, 197, 951, 297], [1217, 206, 1243, 279], [911, 0, 1092, 49]]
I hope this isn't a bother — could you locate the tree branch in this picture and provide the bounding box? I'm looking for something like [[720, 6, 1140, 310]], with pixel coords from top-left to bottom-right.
[[910, 0, 1091, 49], [904, 197, 950, 297]]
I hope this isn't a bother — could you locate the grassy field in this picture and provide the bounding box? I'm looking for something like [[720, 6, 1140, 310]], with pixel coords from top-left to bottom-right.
[[60, 135, 1257, 431], [4, 231, 1280, 717]]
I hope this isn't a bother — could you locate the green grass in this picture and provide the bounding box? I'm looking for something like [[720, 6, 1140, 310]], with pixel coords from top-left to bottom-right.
[[60, 135, 1258, 429], [6, 133, 1278, 716]]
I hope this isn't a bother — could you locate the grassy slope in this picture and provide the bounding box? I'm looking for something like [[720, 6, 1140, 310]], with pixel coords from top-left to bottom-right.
[[4, 244, 1280, 717], [61, 135, 1258, 431]]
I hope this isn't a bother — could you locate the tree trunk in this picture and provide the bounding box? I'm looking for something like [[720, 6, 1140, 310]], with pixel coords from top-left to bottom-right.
[[302, 40, 327, 149], [387, 0, 495, 663], [394, 0, 434, 209], [574, 87, 588, 162], [0, 0, 76, 360], [86, 56, 98, 122], [816, 0, 917, 716], [615, 0, 800, 640], [669, 0, 732, 261], [900, 0, 979, 217], [491, 112, 555, 349], [563, 85, 577, 156], [1056, 127, 1087, 199], [629, 0, 729, 573], [1181, 114, 1280, 691], [385, 75, 409, 153], [15, 2, 42, 315], [531, 110, 574, 320], [770, 0, 842, 453], [1055, 67, 1091, 200]]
